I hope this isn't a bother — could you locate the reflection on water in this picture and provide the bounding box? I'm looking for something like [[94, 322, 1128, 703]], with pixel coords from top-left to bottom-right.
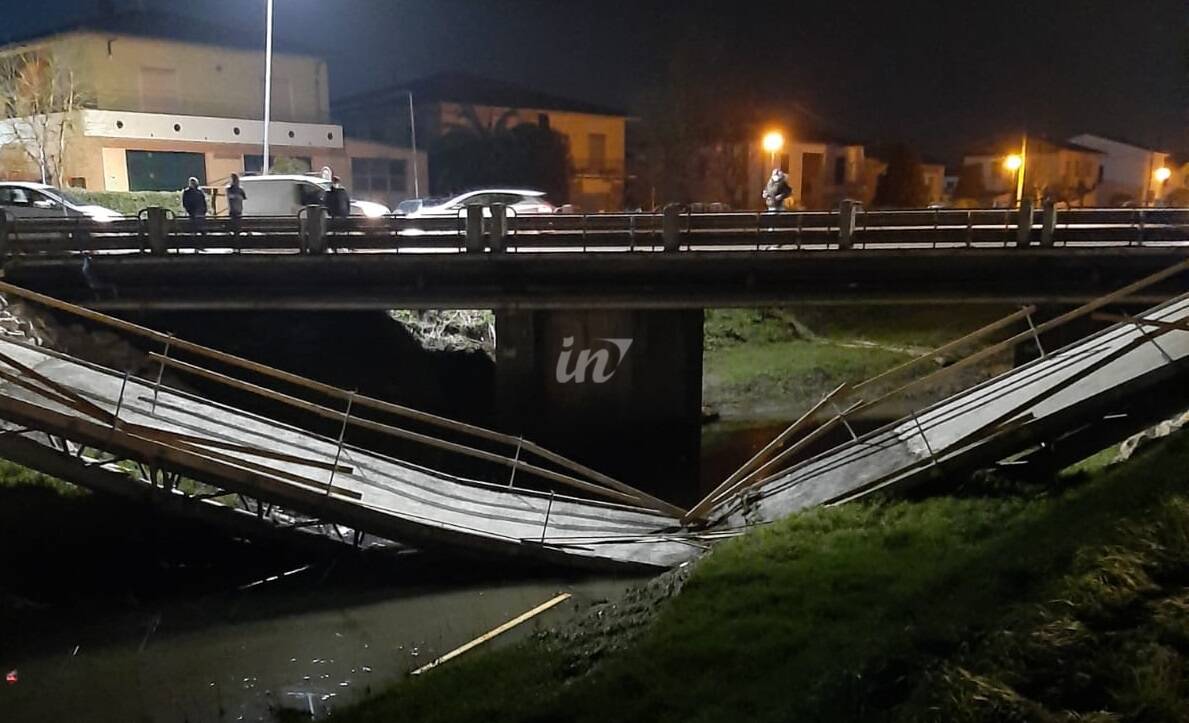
[[0, 570, 636, 723]]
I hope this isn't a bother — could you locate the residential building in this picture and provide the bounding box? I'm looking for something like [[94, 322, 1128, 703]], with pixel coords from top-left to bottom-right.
[[1067, 134, 1172, 205], [961, 136, 1104, 206], [333, 72, 627, 211], [864, 151, 948, 206], [0, 10, 425, 208]]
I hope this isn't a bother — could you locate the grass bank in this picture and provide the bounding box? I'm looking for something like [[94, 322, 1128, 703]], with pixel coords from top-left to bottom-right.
[[319, 431, 1189, 723], [702, 306, 1014, 422]]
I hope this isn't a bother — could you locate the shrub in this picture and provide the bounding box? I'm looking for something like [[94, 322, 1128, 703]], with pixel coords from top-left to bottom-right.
[[62, 189, 184, 216]]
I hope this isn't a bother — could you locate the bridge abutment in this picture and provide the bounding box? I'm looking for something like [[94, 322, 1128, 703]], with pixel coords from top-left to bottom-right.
[[495, 308, 704, 506]]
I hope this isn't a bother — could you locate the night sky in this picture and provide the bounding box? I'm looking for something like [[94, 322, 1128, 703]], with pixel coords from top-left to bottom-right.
[[9, 0, 1187, 162]]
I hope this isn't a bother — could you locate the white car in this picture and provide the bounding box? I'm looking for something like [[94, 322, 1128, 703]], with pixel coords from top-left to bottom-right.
[[400, 189, 555, 218], [0, 182, 122, 222], [232, 175, 391, 218]]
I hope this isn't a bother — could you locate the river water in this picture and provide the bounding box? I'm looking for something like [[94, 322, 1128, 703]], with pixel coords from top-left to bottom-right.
[[0, 419, 808, 723], [0, 565, 637, 723]]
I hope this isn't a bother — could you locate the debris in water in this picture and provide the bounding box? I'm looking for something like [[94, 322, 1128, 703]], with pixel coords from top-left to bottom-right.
[[339, 681, 350, 687], [360, 666, 372, 673], [5, 670, 17, 685]]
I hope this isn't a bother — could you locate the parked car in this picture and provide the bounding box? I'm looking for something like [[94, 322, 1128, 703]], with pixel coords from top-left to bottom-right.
[[227, 175, 390, 218], [399, 189, 555, 218], [0, 182, 121, 222]]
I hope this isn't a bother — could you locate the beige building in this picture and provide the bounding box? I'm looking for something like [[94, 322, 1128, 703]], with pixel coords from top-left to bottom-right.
[[0, 10, 425, 208], [963, 136, 1104, 206], [334, 72, 627, 211]]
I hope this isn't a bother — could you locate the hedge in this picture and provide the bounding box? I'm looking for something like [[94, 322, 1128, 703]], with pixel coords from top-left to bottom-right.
[[62, 189, 184, 216]]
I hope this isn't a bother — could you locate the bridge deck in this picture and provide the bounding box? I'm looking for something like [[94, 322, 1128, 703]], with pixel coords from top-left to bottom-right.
[[714, 293, 1189, 526], [0, 338, 701, 571]]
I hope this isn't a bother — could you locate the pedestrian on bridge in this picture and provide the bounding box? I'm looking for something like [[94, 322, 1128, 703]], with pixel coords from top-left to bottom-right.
[[225, 173, 247, 236], [762, 168, 792, 212], [324, 176, 351, 218], [182, 176, 207, 244], [182, 177, 207, 218]]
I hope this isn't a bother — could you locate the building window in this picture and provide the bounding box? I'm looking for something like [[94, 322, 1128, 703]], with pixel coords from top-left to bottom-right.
[[587, 133, 607, 172], [351, 157, 408, 196], [126, 150, 206, 191], [68, 177, 87, 189], [244, 155, 312, 174], [834, 157, 847, 184]]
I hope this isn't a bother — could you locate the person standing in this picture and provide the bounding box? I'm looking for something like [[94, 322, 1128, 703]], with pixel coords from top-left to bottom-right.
[[762, 168, 792, 211], [182, 177, 207, 218], [182, 176, 207, 243], [225, 173, 247, 235], [324, 176, 351, 218]]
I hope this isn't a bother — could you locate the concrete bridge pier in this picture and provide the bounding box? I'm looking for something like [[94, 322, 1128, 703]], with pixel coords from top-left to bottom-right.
[[495, 308, 704, 506]]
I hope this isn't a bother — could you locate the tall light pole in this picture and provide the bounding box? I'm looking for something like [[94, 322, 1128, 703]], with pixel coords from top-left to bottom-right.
[[261, 0, 274, 175], [408, 90, 420, 197], [1003, 137, 1027, 207], [1011, 134, 1028, 206]]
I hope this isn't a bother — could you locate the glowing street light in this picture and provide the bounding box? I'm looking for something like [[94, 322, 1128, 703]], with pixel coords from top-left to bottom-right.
[[1154, 166, 1172, 183], [1003, 154, 1023, 172], [762, 131, 784, 169]]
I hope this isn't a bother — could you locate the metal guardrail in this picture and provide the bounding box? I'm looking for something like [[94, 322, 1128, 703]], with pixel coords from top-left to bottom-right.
[[0, 204, 1186, 256]]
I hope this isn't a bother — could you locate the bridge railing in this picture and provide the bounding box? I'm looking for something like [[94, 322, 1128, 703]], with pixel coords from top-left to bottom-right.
[[0, 205, 1185, 256]]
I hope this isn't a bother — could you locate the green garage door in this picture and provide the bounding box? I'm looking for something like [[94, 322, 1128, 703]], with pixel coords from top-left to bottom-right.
[[126, 151, 207, 191]]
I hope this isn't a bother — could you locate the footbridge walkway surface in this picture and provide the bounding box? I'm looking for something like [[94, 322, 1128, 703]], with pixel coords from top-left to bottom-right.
[[0, 261, 1185, 571]]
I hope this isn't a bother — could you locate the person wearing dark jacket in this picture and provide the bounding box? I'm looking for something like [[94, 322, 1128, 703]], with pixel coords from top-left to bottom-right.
[[225, 173, 247, 235], [324, 176, 351, 218], [182, 177, 207, 218], [762, 168, 792, 211]]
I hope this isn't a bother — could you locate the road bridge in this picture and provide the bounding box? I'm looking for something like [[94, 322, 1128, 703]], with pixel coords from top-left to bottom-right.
[[0, 205, 1184, 502]]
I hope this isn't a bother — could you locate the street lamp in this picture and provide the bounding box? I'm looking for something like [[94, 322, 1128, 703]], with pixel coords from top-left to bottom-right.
[[1003, 137, 1027, 206], [261, 0, 274, 175], [762, 131, 784, 170], [1154, 166, 1172, 183]]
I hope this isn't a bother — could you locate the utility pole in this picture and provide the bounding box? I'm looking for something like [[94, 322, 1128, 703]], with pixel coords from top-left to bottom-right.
[[408, 90, 420, 197], [1014, 133, 1028, 206], [262, 0, 274, 175]]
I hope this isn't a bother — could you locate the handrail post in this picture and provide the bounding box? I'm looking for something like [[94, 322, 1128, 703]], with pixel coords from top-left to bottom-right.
[[489, 203, 508, 253], [837, 199, 858, 250], [464, 205, 485, 253], [326, 391, 355, 495], [1040, 199, 1058, 247], [0, 209, 8, 258], [1024, 307, 1046, 358], [300, 205, 328, 254], [150, 334, 174, 414], [113, 371, 130, 428], [146, 207, 168, 255], [1015, 197, 1034, 248], [662, 204, 681, 252], [507, 435, 523, 487]]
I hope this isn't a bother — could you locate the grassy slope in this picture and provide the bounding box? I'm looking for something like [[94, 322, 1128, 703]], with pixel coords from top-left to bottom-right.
[[702, 306, 1014, 420], [323, 432, 1189, 723]]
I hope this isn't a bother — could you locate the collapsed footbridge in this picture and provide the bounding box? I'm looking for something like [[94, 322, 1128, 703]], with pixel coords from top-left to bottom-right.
[[0, 261, 1185, 571]]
